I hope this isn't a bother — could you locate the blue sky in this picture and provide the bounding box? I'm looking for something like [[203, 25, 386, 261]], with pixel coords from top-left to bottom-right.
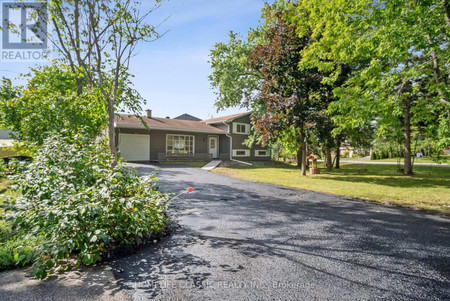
[[0, 0, 269, 120]]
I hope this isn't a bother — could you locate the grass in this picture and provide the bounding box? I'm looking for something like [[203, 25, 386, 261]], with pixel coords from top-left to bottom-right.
[[0, 148, 16, 158], [214, 161, 450, 214], [0, 179, 11, 191], [368, 155, 449, 165], [0, 179, 39, 271], [160, 161, 210, 168]]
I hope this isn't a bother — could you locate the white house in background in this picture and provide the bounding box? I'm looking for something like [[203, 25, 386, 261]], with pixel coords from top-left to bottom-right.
[[0, 129, 14, 147]]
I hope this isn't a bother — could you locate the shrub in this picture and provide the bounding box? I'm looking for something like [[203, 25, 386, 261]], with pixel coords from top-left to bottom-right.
[[370, 152, 376, 160], [6, 132, 170, 279], [0, 227, 40, 271], [0, 160, 6, 179], [0, 158, 26, 178], [1, 192, 40, 271]]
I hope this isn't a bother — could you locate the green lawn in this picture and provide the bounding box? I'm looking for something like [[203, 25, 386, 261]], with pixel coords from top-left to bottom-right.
[[0, 148, 16, 158], [368, 155, 449, 164], [0, 180, 10, 190], [214, 161, 450, 214]]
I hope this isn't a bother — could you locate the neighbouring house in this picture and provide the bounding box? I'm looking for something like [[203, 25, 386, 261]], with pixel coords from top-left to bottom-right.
[[174, 113, 202, 121], [0, 129, 14, 148], [114, 110, 270, 162], [339, 145, 354, 158]]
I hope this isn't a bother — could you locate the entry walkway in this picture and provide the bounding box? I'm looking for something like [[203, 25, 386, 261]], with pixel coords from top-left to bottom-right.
[[201, 160, 222, 170]]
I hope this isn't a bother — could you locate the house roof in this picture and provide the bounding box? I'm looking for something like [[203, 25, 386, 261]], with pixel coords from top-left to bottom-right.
[[115, 114, 227, 134], [174, 113, 202, 121], [201, 112, 250, 124]]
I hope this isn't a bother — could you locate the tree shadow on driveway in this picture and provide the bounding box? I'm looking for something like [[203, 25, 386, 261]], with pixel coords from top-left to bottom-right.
[[114, 164, 450, 300]]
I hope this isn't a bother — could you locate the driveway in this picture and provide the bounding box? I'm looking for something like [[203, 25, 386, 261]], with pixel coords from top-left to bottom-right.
[[112, 163, 450, 301]]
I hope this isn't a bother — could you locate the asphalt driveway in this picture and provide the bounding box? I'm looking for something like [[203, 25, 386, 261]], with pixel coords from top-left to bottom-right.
[[112, 163, 450, 301]]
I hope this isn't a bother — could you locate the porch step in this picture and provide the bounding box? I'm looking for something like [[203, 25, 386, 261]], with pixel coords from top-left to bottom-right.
[[201, 160, 222, 171]]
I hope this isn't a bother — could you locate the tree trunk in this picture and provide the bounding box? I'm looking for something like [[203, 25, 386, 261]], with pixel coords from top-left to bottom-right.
[[335, 148, 341, 169], [402, 96, 413, 175], [108, 98, 117, 162], [443, 0, 450, 27], [426, 34, 448, 104], [296, 149, 302, 168], [321, 145, 327, 169], [325, 142, 332, 171], [76, 77, 83, 95], [334, 135, 341, 169], [301, 140, 307, 176], [305, 143, 309, 168]]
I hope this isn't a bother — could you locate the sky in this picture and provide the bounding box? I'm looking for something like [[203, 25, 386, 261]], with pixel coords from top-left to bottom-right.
[[0, 0, 269, 120]]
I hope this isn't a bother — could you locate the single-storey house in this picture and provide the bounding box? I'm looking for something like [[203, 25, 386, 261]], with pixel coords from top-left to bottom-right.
[[114, 110, 270, 162]]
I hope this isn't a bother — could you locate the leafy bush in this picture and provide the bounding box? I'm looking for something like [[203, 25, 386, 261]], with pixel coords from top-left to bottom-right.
[[0, 66, 107, 145], [0, 226, 40, 271], [0, 158, 25, 178], [0, 160, 7, 179], [6, 132, 170, 279], [1, 186, 39, 271], [370, 152, 376, 160]]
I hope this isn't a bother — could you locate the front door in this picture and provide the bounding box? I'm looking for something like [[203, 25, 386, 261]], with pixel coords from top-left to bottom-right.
[[209, 137, 219, 159]]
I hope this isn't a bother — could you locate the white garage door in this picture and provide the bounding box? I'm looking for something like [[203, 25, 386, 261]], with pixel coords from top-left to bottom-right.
[[118, 134, 150, 161]]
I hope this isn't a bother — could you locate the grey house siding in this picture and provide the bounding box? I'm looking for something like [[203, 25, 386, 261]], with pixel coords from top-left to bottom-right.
[[150, 129, 211, 160], [219, 135, 230, 153], [116, 128, 227, 161], [226, 115, 270, 161], [214, 123, 231, 159], [115, 113, 270, 162], [213, 123, 229, 131], [219, 135, 230, 160]]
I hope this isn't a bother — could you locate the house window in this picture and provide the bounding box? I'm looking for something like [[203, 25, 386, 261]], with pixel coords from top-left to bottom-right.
[[233, 123, 250, 135], [166, 135, 195, 154], [255, 150, 270, 157], [232, 149, 250, 157]]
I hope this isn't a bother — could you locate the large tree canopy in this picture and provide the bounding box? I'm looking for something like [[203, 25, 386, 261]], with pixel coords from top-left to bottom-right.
[[209, 2, 352, 174], [34, 0, 165, 159], [289, 0, 450, 173], [0, 64, 107, 145]]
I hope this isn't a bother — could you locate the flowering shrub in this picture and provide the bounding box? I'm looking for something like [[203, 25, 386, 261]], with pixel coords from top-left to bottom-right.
[[6, 132, 170, 279]]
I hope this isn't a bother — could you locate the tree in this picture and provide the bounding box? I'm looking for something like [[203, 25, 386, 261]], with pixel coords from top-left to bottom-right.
[[0, 64, 106, 145], [290, 0, 450, 174], [35, 0, 165, 160], [210, 3, 336, 175]]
